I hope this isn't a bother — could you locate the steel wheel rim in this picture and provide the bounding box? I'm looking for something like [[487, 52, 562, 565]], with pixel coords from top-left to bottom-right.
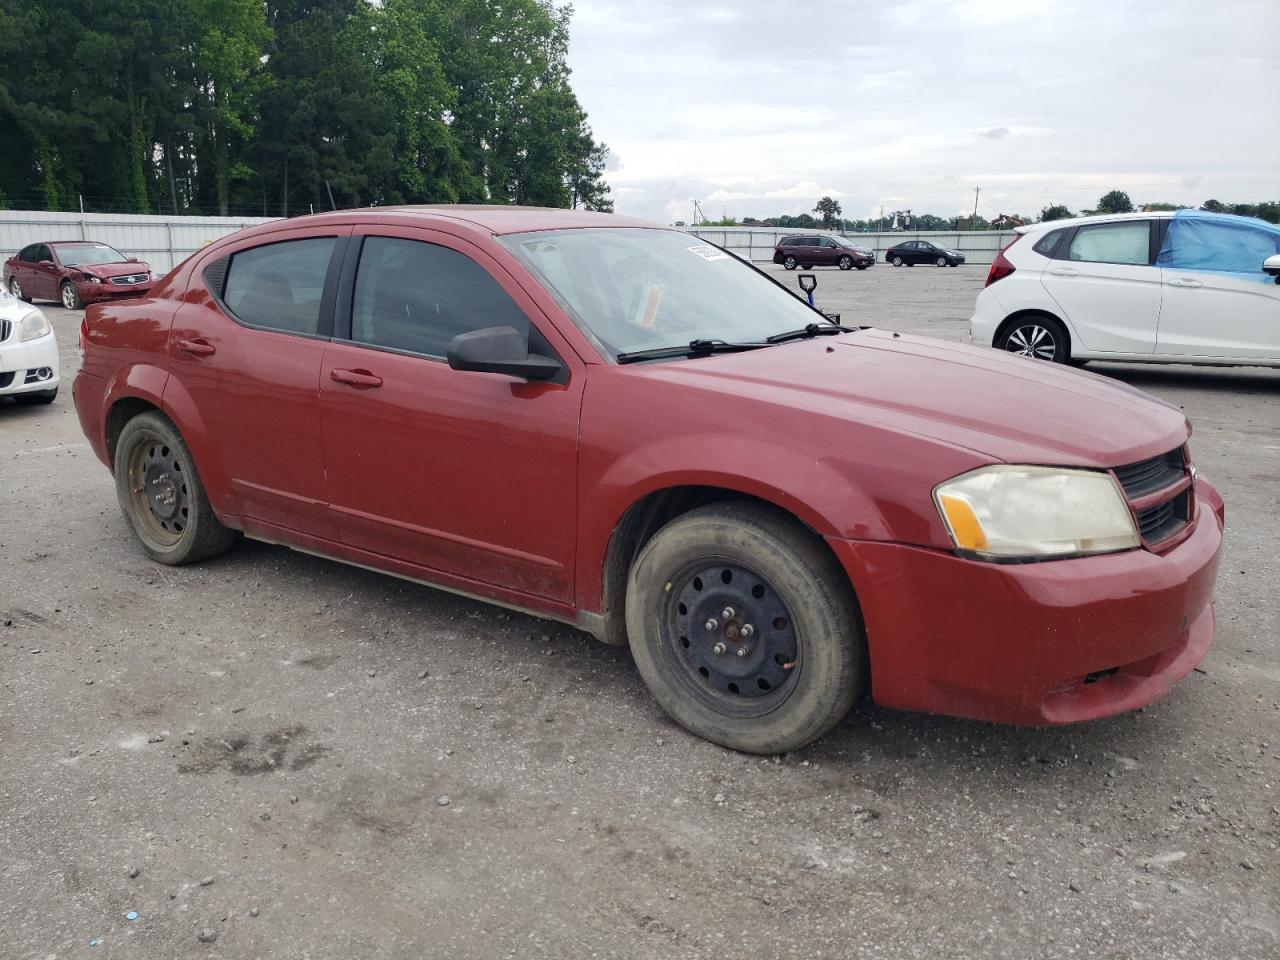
[[936, 257, 946, 267], [660, 559, 801, 719], [892, 257, 902, 266], [784, 256, 796, 269], [1006, 323, 1056, 360], [839, 257, 851, 270], [62, 284, 76, 309], [126, 431, 191, 547]]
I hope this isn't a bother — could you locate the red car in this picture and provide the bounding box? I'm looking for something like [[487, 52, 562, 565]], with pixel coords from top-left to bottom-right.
[[773, 234, 875, 270], [4, 241, 154, 310], [73, 207, 1224, 754]]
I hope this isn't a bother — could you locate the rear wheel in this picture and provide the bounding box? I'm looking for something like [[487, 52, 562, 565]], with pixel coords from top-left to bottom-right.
[[783, 256, 797, 270], [114, 411, 237, 564], [626, 502, 864, 754], [60, 281, 82, 310], [998, 314, 1069, 363], [891, 256, 903, 267], [9, 277, 30, 302], [838, 256, 853, 270], [935, 256, 947, 267]]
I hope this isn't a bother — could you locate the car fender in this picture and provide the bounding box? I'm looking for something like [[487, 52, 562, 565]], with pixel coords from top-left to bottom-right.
[[576, 432, 897, 613], [158, 373, 235, 509]]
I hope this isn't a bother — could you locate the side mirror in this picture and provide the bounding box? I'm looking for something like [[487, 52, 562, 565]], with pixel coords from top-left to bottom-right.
[[447, 326, 562, 381], [127, 257, 140, 263], [1263, 254, 1280, 283]]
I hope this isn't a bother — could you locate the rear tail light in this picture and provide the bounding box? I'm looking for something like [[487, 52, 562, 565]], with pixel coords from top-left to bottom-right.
[[985, 234, 1021, 287]]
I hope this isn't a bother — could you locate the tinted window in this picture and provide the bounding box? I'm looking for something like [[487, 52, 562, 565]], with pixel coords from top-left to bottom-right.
[[18, 244, 38, 263], [223, 237, 337, 335], [1068, 222, 1150, 265], [351, 237, 529, 359], [1033, 229, 1067, 257], [36, 245, 53, 262]]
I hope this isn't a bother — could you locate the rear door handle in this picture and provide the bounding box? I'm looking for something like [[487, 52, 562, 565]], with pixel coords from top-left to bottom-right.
[[1047, 267, 1079, 277], [177, 337, 216, 356], [330, 368, 383, 389], [1167, 278, 1203, 289]]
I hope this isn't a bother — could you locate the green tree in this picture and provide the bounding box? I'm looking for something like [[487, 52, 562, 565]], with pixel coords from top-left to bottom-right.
[[1200, 199, 1226, 213], [1096, 190, 1134, 214], [1039, 204, 1073, 222], [813, 196, 842, 228]]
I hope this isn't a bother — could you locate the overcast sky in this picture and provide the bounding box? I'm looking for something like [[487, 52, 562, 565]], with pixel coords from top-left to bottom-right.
[[565, 0, 1280, 225]]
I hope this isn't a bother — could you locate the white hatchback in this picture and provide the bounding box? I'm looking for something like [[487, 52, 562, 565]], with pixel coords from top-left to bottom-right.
[[0, 286, 59, 404], [970, 211, 1280, 366]]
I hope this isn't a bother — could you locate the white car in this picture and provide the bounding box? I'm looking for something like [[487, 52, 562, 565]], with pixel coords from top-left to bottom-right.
[[0, 287, 59, 404], [970, 210, 1280, 366]]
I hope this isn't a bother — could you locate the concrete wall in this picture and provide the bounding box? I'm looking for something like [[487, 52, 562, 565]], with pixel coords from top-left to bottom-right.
[[684, 226, 1018, 265], [0, 211, 277, 275]]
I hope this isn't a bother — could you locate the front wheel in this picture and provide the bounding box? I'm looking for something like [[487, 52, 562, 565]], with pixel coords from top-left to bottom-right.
[[783, 256, 797, 270], [114, 411, 238, 564], [838, 256, 853, 270], [626, 502, 865, 754], [891, 256, 903, 267], [60, 282, 83, 310], [998, 315, 1070, 363], [8, 277, 30, 302]]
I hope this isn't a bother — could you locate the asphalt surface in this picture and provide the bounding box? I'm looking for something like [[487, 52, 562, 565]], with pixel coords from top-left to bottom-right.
[[2, 264, 1277, 959]]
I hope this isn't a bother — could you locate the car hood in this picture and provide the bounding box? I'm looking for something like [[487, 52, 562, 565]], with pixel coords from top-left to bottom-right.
[[632, 330, 1189, 467], [73, 261, 150, 278]]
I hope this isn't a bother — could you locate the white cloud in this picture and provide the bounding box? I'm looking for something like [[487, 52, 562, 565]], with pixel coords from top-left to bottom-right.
[[567, 0, 1280, 223]]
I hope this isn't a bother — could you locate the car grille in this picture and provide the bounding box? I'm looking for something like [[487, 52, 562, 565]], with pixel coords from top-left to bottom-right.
[[1112, 447, 1192, 547], [0, 318, 10, 341], [110, 274, 149, 285]]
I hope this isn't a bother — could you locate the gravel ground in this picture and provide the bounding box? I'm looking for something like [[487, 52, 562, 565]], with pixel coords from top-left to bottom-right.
[[2, 264, 1277, 959]]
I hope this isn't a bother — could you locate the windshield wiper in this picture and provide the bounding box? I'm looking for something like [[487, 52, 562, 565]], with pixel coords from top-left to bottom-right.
[[616, 338, 768, 365], [766, 322, 859, 344]]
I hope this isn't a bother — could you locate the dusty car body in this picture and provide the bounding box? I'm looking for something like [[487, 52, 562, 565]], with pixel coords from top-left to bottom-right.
[[73, 206, 1224, 753]]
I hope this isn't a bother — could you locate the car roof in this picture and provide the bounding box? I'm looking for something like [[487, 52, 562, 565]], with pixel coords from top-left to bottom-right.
[[1015, 211, 1176, 234], [289, 205, 658, 236]]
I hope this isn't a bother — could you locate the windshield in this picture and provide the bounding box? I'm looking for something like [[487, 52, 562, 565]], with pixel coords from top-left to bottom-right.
[[833, 236, 858, 248], [57, 243, 128, 267], [501, 228, 824, 359]]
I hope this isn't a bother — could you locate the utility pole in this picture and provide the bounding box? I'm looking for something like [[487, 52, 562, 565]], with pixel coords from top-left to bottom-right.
[[973, 186, 981, 218], [879, 202, 885, 232]]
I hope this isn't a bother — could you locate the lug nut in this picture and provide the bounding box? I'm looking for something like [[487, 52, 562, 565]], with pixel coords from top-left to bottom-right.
[[704, 618, 718, 632], [712, 642, 727, 655], [740, 624, 755, 638], [721, 607, 735, 620], [736, 646, 749, 657]]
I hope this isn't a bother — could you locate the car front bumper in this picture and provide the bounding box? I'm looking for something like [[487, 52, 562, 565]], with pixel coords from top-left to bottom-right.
[[76, 278, 154, 303], [829, 476, 1225, 725], [0, 329, 60, 395]]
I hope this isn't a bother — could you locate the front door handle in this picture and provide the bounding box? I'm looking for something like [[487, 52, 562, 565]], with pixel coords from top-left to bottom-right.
[[177, 337, 216, 356], [330, 368, 383, 389], [1047, 267, 1079, 277], [1167, 278, 1203, 289]]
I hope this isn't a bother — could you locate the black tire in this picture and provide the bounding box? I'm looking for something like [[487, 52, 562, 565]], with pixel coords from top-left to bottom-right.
[[8, 277, 31, 302], [60, 281, 83, 311], [625, 502, 864, 754], [801, 264, 813, 270], [838, 256, 853, 271], [783, 256, 797, 270], [996, 314, 1070, 363], [113, 411, 237, 564], [856, 264, 869, 270], [891, 256, 903, 267], [949, 262, 959, 267], [14, 388, 57, 405], [935, 256, 947, 267]]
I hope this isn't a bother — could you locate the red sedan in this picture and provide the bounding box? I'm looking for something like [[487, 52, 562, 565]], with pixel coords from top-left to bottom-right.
[[4, 240, 154, 310], [72, 206, 1224, 753]]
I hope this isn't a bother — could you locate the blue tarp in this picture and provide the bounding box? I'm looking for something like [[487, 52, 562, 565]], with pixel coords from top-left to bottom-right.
[[1156, 209, 1280, 284]]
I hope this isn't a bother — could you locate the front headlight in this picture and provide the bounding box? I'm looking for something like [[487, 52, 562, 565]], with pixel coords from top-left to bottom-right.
[[19, 310, 52, 342], [934, 465, 1138, 560]]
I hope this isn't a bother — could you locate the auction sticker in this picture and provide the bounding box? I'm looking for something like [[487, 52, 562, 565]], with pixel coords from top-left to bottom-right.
[[687, 244, 729, 262]]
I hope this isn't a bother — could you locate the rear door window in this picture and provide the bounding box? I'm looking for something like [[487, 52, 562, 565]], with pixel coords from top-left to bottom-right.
[[223, 237, 338, 336], [1033, 229, 1068, 258], [350, 237, 530, 359], [1068, 222, 1151, 265]]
